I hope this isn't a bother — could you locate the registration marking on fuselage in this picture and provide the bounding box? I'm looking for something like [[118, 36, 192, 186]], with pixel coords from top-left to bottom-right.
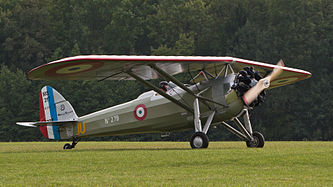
[[105, 115, 120, 125]]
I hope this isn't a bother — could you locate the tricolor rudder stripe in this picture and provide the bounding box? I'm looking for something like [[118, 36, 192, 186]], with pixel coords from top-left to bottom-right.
[[39, 125, 61, 140], [39, 86, 60, 140], [40, 86, 58, 122], [46, 124, 60, 140]]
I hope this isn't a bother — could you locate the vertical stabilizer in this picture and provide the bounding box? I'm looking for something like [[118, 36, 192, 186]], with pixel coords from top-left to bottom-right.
[[39, 86, 78, 139]]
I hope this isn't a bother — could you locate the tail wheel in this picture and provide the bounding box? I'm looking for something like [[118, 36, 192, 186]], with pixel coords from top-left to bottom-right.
[[190, 132, 209, 149], [63, 143, 72, 150], [246, 131, 265, 148]]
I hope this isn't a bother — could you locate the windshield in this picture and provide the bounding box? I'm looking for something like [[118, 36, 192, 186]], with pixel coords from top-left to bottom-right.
[[168, 82, 177, 89]]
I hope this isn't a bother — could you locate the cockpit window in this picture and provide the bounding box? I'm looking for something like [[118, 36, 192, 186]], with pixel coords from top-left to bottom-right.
[[168, 82, 177, 89]]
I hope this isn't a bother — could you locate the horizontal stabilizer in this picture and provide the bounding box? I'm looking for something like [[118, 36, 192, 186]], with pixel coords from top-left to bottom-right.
[[16, 120, 77, 128], [16, 122, 39, 127]]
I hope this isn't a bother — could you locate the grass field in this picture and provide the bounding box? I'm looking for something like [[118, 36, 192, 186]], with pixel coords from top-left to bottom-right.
[[1, 141, 333, 186]]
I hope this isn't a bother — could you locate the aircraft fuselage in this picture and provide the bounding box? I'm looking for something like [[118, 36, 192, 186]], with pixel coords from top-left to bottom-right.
[[70, 74, 244, 139]]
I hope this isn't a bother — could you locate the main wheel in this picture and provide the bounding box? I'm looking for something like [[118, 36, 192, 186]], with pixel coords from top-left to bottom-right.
[[63, 143, 72, 150], [246, 131, 265, 148], [190, 132, 209, 149]]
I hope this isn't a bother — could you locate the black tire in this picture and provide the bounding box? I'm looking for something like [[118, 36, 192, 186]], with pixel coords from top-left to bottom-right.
[[246, 131, 265, 148], [190, 132, 209, 149], [63, 143, 72, 150]]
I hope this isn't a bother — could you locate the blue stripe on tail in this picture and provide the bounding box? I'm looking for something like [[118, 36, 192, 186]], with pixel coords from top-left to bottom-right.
[[52, 125, 60, 140], [46, 86, 58, 121], [46, 86, 61, 140]]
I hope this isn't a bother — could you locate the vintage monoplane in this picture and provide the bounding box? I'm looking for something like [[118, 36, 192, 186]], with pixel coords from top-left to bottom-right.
[[17, 56, 311, 149]]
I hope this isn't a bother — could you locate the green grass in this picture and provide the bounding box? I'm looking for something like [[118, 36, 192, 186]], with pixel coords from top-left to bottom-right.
[[1, 142, 333, 186]]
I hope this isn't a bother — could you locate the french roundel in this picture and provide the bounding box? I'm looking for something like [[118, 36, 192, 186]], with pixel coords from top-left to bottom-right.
[[134, 104, 147, 120], [45, 61, 104, 77]]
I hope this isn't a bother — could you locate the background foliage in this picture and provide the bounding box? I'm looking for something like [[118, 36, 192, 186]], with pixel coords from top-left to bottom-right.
[[0, 0, 332, 141]]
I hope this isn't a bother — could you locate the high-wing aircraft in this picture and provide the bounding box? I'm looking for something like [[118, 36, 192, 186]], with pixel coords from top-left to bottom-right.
[[17, 56, 311, 149]]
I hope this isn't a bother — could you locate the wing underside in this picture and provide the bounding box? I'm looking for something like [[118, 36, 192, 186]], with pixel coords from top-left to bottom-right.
[[28, 55, 311, 88]]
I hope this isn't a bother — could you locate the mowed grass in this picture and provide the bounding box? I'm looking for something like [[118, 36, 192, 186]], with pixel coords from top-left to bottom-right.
[[1, 142, 333, 186]]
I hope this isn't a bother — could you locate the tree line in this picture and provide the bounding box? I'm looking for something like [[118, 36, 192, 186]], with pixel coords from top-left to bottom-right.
[[0, 0, 332, 141]]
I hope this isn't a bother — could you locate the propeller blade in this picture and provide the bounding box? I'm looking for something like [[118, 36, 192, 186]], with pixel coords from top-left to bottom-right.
[[242, 60, 285, 106], [269, 59, 285, 82], [242, 77, 269, 106]]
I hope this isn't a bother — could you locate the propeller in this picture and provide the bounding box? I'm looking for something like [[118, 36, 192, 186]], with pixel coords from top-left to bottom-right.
[[242, 60, 285, 106]]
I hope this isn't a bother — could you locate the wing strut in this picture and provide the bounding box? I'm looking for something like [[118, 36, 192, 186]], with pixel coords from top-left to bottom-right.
[[126, 70, 194, 114], [149, 64, 213, 109], [149, 64, 196, 96]]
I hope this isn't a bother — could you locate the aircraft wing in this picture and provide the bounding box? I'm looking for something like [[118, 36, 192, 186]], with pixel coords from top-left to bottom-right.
[[28, 55, 311, 88]]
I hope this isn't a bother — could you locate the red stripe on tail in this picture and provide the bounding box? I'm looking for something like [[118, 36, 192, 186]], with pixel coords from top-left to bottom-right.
[[39, 91, 48, 138], [39, 91, 46, 121], [40, 126, 48, 138]]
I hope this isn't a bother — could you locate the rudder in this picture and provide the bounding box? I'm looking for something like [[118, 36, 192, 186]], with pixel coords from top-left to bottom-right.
[[39, 86, 78, 139]]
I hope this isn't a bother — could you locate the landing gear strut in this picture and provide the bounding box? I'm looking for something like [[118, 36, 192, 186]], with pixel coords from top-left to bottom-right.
[[221, 109, 265, 148], [190, 98, 215, 149], [63, 137, 80, 150]]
